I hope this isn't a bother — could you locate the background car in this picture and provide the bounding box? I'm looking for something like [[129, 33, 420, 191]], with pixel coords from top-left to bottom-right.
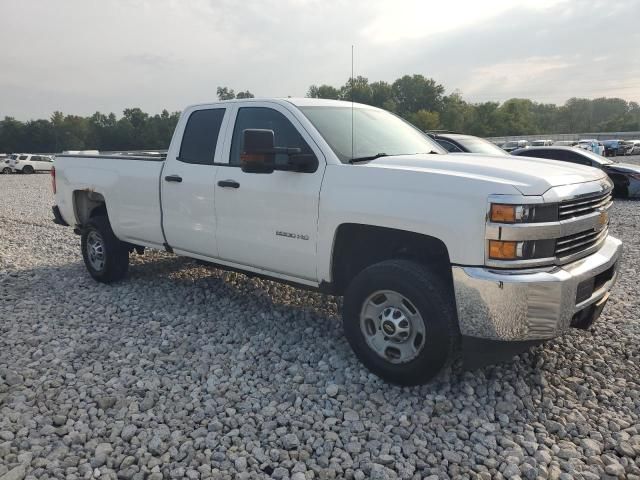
[[602, 139, 632, 157], [553, 140, 578, 147], [0, 155, 11, 174], [502, 139, 530, 152], [626, 140, 640, 155], [531, 139, 554, 146], [9, 154, 55, 173], [428, 133, 509, 155], [577, 139, 605, 156], [512, 146, 640, 198]]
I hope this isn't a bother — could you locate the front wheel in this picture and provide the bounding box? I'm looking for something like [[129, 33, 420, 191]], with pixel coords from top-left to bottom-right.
[[81, 215, 129, 283], [2, 167, 11, 174], [343, 259, 459, 385]]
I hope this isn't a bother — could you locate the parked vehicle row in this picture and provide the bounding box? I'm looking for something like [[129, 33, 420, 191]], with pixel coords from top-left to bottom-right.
[[1, 153, 55, 174], [494, 138, 640, 156], [512, 146, 640, 198]]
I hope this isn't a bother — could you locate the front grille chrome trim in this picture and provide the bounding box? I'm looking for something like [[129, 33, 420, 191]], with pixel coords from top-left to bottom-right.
[[486, 182, 613, 269]]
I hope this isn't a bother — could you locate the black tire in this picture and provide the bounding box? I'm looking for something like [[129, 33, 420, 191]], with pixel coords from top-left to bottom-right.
[[2, 167, 11, 174], [81, 215, 129, 283], [22, 165, 34, 174], [343, 259, 459, 385]]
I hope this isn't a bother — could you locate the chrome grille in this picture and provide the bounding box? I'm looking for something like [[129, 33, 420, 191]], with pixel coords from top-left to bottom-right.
[[558, 190, 612, 220], [555, 227, 608, 261]]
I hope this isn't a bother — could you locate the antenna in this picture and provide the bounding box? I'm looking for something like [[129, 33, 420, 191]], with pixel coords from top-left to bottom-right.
[[351, 44, 354, 161]]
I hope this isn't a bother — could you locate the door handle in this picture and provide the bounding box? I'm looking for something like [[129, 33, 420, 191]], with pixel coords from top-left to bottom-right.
[[217, 179, 240, 189], [164, 175, 182, 183]]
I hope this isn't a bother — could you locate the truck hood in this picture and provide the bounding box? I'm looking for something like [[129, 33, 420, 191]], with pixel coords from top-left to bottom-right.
[[363, 153, 607, 196]]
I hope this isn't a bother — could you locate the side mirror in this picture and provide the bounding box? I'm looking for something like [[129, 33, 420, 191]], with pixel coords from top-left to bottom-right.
[[241, 129, 276, 174], [240, 128, 319, 174], [288, 154, 319, 173]]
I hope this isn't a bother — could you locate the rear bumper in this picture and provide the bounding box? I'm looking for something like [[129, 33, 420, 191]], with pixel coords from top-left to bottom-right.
[[52, 205, 69, 226], [452, 235, 622, 341]]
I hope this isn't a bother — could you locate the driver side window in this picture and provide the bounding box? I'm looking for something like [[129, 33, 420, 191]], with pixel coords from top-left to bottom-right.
[[229, 107, 313, 168]]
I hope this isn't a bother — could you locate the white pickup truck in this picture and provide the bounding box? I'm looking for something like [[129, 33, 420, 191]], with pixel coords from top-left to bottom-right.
[[52, 98, 622, 385]]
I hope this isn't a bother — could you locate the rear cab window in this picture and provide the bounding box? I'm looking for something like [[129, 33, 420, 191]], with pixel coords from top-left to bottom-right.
[[178, 108, 226, 165]]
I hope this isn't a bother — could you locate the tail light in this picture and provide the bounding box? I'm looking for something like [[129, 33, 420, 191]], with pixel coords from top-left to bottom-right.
[[51, 166, 56, 194]]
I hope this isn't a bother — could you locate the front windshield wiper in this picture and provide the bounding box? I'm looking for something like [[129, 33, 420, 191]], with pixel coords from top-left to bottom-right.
[[348, 153, 390, 163], [348, 151, 440, 164]]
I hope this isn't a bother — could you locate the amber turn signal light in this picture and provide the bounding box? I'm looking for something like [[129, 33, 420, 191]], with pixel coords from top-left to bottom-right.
[[490, 204, 516, 223], [489, 240, 519, 260]]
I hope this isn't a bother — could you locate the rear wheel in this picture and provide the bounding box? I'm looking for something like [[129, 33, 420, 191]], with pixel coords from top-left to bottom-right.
[[343, 259, 459, 385], [22, 165, 34, 174], [1, 167, 11, 174], [81, 215, 129, 283]]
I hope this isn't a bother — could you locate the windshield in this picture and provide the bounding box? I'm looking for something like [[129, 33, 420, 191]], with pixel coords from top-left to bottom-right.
[[298, 106, 446, 163], [578, 148, 615, 165], [454, 136, 509, 156]]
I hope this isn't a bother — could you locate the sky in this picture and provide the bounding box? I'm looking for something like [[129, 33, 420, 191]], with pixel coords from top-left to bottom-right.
[[1, 0, 639, 120]]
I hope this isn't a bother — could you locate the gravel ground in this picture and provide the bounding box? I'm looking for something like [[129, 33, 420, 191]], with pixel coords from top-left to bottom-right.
[[0, 169, 639, 480]]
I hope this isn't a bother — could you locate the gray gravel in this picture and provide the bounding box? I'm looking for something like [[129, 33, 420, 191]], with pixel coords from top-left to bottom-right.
[[1, 171, 639, 480]]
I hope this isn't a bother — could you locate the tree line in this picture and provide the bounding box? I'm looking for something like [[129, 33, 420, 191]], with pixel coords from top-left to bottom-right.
[[307, 75, 640, 136], [1, 77, 639, 153]]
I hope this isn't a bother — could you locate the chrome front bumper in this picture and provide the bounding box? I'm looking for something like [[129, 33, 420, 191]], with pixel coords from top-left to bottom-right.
[[452, 235, 622, 341]]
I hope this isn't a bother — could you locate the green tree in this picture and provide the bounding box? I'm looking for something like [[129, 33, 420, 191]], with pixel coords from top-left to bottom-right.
[[216, 87, 235, 100], [407, 110, 440, 131], [338, 76, 372, 104], [307, 84, 340, 100], [370, 81, 395, 111], [235, 90, 255, 99], [391, 75, 445, 117], [440, 92, 470, 132]]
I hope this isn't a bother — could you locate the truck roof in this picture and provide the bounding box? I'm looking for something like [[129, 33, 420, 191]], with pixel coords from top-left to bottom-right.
[[184, 97, 372, 111]]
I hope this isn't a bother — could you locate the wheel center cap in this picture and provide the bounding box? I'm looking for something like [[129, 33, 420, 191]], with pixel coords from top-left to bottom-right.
[[382, 321, 396, 335]]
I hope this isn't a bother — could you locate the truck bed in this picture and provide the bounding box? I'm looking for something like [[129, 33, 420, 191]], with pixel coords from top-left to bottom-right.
[[54, 153, 167, 248]]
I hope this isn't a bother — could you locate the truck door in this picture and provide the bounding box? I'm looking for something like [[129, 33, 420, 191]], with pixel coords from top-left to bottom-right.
[[161, 106, 229, 258], [214, 103, 326, 281]]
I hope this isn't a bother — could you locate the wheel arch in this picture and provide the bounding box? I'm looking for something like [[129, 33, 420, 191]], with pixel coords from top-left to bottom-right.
[[329, 223, 453, 296], [73, 190, 108, 226]]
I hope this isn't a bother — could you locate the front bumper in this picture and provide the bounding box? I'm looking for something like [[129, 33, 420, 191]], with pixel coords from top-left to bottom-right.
[[452, 235, 622, 341]]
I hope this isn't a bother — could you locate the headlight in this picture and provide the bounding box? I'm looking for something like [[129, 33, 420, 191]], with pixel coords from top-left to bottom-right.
[[489, 203, 557, 223]]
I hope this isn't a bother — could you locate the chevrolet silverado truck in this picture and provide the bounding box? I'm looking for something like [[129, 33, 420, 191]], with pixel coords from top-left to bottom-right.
[[52, 98, 622, 385]]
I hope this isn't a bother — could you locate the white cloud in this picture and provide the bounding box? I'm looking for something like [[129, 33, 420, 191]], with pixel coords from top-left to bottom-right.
[[360, 0, 566, 43]]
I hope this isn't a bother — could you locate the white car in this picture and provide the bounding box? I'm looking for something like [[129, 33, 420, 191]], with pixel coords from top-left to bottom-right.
[[531, 139, 554, 146], [1, 155, 11, 174], [52, 98, 622, 385], [577, 139, 605, 156], [9, 154, 55, 173], [627, 140, 640, 155]]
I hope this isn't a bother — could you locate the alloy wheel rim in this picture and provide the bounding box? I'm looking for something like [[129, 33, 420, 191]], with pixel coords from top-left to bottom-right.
[[86, 230, 106, 271], [359, 290, 426, 364]]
